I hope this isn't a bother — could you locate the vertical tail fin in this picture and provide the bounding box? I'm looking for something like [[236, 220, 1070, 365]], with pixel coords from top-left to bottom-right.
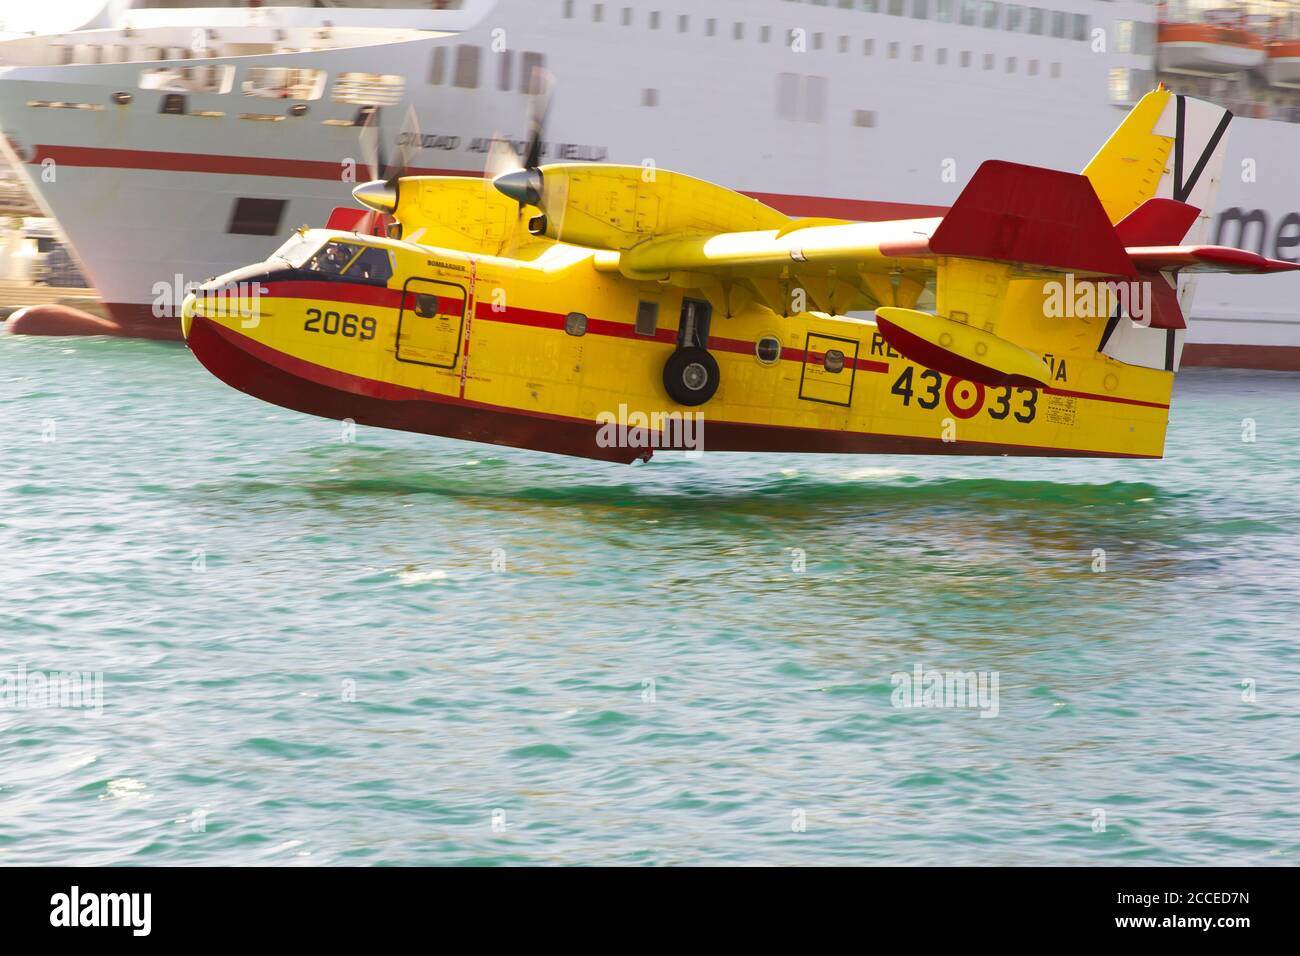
[[1082, 88, 1234, 372], [1083, 87, 1232, 239]]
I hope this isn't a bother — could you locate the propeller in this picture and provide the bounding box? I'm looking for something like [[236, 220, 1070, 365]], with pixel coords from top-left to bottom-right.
[[490, 66, 564, 248], [352, 105, 424, 235]]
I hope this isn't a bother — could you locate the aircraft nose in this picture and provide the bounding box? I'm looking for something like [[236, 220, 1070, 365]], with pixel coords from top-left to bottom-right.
[[180, 291, 197, 339]]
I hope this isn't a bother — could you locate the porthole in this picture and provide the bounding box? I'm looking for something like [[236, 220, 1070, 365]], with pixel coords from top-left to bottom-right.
[[823, 349, 845, 373], [565, 312, 588, 336], [755, 335, 781, 365], [414, 294, 439, 318]]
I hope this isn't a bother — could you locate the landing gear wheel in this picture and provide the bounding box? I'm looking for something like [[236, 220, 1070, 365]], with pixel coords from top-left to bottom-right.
[[662, 347, 720, 407]]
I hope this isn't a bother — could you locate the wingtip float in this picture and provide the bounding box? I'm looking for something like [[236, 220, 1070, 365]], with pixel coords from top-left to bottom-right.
[[183, 85, 1296, 464]]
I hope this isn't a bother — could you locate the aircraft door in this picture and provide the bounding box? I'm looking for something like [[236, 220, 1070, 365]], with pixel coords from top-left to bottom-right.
[[799, 332, 859, 407], [395, 277, 467, 369]]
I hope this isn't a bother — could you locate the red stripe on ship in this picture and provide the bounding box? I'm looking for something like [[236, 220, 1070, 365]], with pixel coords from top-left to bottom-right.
[[26, 145, 948, 221]]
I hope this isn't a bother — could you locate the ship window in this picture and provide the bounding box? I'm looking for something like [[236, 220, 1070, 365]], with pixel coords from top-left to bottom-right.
[[642, 88, 660, 107], [228, 198, 287, 237], [242, 68, 326, 101], [565, 312, 588, 337], [593, 3, 604, 22], [635, 301, 659, 336], [1028, 58, 1039, 76], [498, 51, 513, 91], [1050, 61, 1061, 79], [888, 0, 904, 14], [888, 42, 899, 59], [678, 14, 688, 31], [756, 336, 781, 366], [960, 50, 971, 67], [982, 2, 1000, 29], [761, 25, 771, 43], [805, 75, 827, 123], [813, 32, 824, 50], [913, 45, 923, 62], [1072, 14, 1088, 41], [1005, 4, 1023, 31], [621, 7, 632, 26], [1006, 56, 1017, 72], [341, 246, 393, 285], [1051, 11, 1066, 38], [734, 22, 744, 40], [960, 0, 978, 26], [707, 18, 717, 36], [983, 53, 994, 70], [936, 48, 948, 65], [824, 350, 845, 374], [140, 64, 233, 94], [520, 52, 545, 93], [1115, 21, 1134, 54], [863, 0, 879, 11], [838, 35, 849, 53], [649, 11, 661, 30], [429, 47, 447, 85], [912, 0, 929, 17], [453, 46, 481, 89], [333, 72, 405, 106], [1028, 7, 1044, 35], [777, 73, 799, 119], [863, 38, 874, 55], [936, 0, 953, 22], [561, 0, 573, 17], [159, 93, 187, 115]]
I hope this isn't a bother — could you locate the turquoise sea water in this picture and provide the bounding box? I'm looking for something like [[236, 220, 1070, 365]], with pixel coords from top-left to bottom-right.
[[1, 332, 1298, 865]]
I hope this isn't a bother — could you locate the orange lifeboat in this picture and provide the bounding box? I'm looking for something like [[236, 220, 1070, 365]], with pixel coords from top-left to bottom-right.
[[1158, 22, 1267, 73], [1267, 39, 1300, 86]]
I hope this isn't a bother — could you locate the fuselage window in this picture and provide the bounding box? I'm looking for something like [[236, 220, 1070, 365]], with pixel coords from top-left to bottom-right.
[[756, 336, 782, 365], [823, 349, 845, 374], [565, 312, 588, 337], [414, 294, 441, 318], [635, 301, 658, 336]]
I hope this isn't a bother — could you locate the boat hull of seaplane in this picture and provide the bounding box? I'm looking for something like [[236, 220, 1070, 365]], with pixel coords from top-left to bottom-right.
[[181, 244, 1177, 466]]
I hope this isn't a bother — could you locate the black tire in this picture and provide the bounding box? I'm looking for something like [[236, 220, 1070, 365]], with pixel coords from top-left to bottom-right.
[[662, 347, 720, 406]]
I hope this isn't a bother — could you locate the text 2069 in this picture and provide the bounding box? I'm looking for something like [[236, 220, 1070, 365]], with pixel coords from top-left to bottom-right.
[[304, 308, 377, 341]]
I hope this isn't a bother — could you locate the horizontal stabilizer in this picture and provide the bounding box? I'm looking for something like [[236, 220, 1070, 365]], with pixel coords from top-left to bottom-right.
[[1127, 246, 1300, 275], [1115, 198, 1201, 246], [930, 160, 1136, 277], [875, 307, 1050, 388]]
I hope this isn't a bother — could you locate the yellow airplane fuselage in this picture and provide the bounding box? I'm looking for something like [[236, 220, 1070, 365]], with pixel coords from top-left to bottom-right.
[[183, 229, 1174, 464]]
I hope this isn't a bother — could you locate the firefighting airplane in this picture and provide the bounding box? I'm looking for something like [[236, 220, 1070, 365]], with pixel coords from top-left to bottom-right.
[[182, 84, 1296, 464]]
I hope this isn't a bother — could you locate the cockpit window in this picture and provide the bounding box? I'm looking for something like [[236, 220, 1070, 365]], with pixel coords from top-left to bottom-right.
[[344, 246, 393, 284], [271, 236, 393, 285], [270, 233, 323, 268], [305, 241, 361, 276]]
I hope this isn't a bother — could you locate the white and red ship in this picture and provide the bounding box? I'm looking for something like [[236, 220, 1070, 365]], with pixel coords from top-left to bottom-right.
[[1, 0, 1299, 368]]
